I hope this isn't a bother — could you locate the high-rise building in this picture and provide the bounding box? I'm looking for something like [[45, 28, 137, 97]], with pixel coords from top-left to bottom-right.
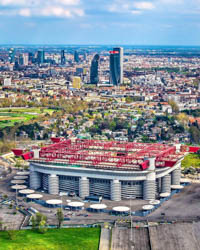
[[19, 54, 24, 65], [90, 54, 100, 84], [109, 47, 123, 86], [74, 51, 79, 63], [28, 52, 34, 64], [37, 50, 45, 64], [18, 53, 28, 66], [72, 77, 81, 89], [23, 54, 29, 66], [61, 50, 66, 65], [8, 48, 15, 63], [83, 52, 87, 61]]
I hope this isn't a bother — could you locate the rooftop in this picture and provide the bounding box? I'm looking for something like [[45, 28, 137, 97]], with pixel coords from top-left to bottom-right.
[[28, 139, 184, 171]]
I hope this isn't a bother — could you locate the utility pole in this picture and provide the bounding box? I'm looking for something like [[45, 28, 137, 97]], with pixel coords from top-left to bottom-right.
[[130, 196, 132, 241]]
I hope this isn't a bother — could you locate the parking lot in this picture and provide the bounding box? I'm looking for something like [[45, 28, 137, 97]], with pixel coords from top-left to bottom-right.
[[1, 171, 200, 227]]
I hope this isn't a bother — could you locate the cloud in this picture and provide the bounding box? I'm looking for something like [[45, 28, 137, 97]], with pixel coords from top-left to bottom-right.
[[108, 0, 155, 14], [19, 8, 31, 16], [0, 0, 79, 6], [133, 2, 155, 10], [55, 0, 80, 5], [0, 0, 84, 18], [131, 10, 142, 15]]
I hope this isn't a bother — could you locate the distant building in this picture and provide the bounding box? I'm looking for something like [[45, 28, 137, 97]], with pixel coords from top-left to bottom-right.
[[28, 52, 34, 64], [19, 54, 24, 65], [72, 77, 81, 89], [8, 48, 15, 63], [76, 67, 84, 75], [90, 54, 100, 84], [109, 47, 123, 85], [83, 52, 87, 61], [4, 78, 11, 86], [19, 53, 29, 66], [37, 50, 45, 64], [61, 50, 66, 65], [23, 54, 29, 66], [74, 51, 79, 63]]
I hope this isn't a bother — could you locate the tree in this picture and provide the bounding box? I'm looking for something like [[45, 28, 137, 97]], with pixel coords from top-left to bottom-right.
[[31, 216, 37, 230], [189, 126, 200, 144], [0, 219, 3, 231], [35, 212, 47, 227], [31, 212, 47, 233], [176, 113, 189, 128], [38, 220, 47, 234], [7, 230, 17, 240], [56, 208, 64, 228], [168, 99, 179, 113]]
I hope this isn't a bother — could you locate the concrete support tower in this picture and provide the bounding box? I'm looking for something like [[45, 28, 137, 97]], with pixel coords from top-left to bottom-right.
[[171, 168, 181, 185], [48, 174, 59, 195], [161, 174, 171, 193], [143, 158, 156, 200], [111, 180, 121, 201], [79, 177, 89, 198], [30, 171, 41, 190]]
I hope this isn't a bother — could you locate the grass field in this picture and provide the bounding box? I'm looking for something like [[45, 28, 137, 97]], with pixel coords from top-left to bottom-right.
[[181, 153, 200, 169], [0, 108, 55, 129], [0, 227, 100, 250]]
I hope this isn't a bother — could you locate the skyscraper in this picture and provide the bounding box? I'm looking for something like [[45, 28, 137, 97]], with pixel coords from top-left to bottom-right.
[[28, 52, 34, 64], [8, 48, 15, 63], [61, 49, 66, 65], [90, 54, 100, 84], [37, 50, 45, 64], [74, 51, 79, 63], [109, 47, 123, 86]]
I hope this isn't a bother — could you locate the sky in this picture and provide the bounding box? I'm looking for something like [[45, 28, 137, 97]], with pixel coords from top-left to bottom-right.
[[0, 0, 199, 45]]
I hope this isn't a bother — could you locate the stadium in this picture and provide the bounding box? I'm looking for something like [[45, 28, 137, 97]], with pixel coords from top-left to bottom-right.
[[21, 139, 185, 201]]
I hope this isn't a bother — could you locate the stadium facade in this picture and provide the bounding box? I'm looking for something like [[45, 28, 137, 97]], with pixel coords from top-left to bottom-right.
[[24, 139, 184, 201]]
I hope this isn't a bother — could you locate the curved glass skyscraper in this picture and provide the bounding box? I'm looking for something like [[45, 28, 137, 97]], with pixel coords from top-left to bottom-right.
[[110, 47, 123, 86], [90, 54, 100, 84]]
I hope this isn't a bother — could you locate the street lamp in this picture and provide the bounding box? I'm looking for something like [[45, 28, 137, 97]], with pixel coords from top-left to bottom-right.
[[129, 196, 133, 241]]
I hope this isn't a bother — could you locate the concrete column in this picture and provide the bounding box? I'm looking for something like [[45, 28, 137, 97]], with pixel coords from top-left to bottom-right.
[[32, 149, 40, 158], [48, 174, 59, 195], [111, 180, 121, 201], [79, 177, 89, 198], [143, 172, 156, 200], [29, 171, 41, 190], [143, 157, 156, 200], [161, 174, 171, 193], [148, 157, 156, 171], [171, 168, 181, 185]]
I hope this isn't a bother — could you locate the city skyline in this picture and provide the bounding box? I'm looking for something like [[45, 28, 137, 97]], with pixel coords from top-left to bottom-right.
[[0, 0, 199, 45]]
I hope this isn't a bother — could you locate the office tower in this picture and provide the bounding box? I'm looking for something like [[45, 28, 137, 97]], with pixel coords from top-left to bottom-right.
[[72, 77, 81, 89], [28, 52, 34, 64], [23, 54, 28, 66], [76, 67, 83, 75], [8, 48, 15, 63], [109, 47, 123, 85], [74, 51, 79, 63], [37, 50, 45, 64], [83, 52, 87, 61], [19, 54, 24, 65], [61, 49, 66, 65], [21, 53, 29, 66], [14, 60, 19, 70], [90, 54, 100, 84]]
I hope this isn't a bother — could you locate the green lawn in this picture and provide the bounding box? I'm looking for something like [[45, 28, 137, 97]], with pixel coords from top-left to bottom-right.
[[0, 228, 100, 250], [0, 108, 55, 129], [181, 153, 200, 169]]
